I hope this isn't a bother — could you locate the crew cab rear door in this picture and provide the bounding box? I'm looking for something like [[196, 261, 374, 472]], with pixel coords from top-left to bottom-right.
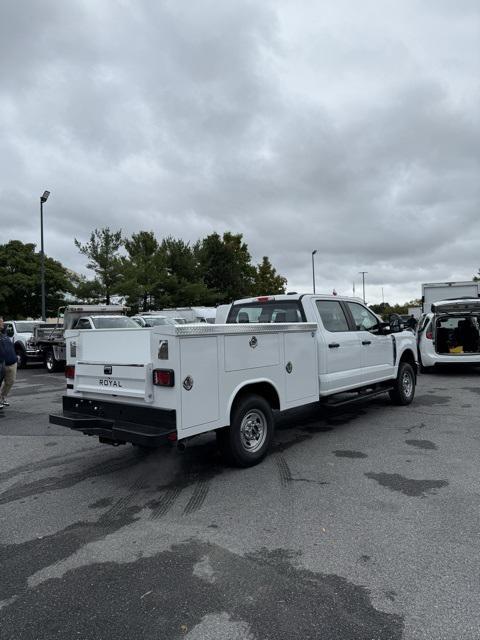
[[313, 299, 364, 393]]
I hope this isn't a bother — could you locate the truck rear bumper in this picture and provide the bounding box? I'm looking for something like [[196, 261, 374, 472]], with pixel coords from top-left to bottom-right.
[[49, 396, 177, 447]]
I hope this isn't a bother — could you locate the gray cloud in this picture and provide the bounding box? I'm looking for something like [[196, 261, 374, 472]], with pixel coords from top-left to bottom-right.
[[1, 0, 479, 304]]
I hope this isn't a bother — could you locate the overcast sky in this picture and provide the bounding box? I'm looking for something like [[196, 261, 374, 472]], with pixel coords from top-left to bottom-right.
[[1, 0, 479, 304]]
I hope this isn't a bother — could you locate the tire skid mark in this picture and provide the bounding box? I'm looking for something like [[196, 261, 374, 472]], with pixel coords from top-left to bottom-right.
[[0, 445, 102, 483], [151, 487, 183, 519], [276, 455, 292, 487], [0, 455, 139, 506], [101, 471, 150, 524], [183, 480, 210, 515]]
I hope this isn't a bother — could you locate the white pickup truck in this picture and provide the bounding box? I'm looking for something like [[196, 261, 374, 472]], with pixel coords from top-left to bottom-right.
[[50, 294, 418, 467]]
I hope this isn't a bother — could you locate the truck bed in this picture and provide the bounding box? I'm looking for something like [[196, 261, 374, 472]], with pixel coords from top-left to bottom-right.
[[56, 322, 319, 444]]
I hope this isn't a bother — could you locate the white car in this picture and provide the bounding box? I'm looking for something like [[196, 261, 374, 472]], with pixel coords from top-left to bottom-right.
[[72, 315, 139, 330], [131, 315, 176, 328], [417, 298, 480, 372]]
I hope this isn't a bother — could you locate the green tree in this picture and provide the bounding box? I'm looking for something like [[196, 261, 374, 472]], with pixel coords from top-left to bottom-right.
[[74, 228, 123, 304], [253, 256, 287, 295], [120, 231, 167, 312], [0, 240, 72, 318], [197, 232, 256, 302], [156, 237, 213, 307], [71, 274, 104, 304]]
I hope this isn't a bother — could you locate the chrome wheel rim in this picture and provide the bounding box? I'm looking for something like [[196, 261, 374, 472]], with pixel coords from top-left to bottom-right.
[[239, 409, 267, 453], [402, 371, 413, 397]]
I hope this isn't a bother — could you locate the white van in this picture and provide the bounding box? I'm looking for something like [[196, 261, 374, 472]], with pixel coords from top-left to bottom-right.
[[417, 298, 480, 372]]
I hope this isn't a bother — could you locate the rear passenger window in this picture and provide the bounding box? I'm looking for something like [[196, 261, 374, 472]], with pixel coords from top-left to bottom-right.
[[315, 300, 349, 332]]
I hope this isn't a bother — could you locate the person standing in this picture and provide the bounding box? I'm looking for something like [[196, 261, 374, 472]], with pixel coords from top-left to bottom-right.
[[0, 316, 18, 407]]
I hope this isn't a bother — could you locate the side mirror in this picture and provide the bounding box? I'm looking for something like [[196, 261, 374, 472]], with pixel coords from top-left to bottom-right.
[[389, 314, 403, 333], [6, 327, 14, 337], [377, 321, 390, 334]]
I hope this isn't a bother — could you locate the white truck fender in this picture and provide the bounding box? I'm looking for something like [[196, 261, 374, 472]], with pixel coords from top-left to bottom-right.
[[226, 377, 282, 421]]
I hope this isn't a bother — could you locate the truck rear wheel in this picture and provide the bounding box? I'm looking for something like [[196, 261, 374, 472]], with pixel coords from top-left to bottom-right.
[[389, 362, 416, 405], [217, 394, 274, 467]]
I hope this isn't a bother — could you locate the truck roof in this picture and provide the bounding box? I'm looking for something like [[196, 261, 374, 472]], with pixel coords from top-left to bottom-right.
[[65, 305, 128, 312], [232, 293, 366, 304], [83, 315, 131, 319]]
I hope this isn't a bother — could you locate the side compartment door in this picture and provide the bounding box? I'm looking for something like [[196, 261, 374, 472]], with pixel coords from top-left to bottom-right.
[[314, 299, 364, 393], [345, 301, 394, 383], [283, 330, 318, 406], [179, 336, 219, 432]]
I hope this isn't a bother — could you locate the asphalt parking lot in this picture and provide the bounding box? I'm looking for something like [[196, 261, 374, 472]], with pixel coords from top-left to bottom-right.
[[1, 365, 479, 640]]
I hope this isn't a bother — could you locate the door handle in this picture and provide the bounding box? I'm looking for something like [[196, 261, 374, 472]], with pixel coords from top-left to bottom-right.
[[328, 343, 340, 348], [362, 340, 371, 345]]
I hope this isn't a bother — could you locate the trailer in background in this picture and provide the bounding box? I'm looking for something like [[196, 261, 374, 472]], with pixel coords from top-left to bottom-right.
[[422, 282, 479, 312]]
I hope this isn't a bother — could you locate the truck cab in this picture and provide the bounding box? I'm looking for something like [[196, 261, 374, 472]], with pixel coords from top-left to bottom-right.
[[224, 294, 417, 397]]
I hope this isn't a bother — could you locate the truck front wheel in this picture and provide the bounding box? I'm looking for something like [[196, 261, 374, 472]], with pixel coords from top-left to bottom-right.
[[389, 362, 416, 405], [15, 347, 27, 369], [217, 394, 274, 467], [45, 350, 60, 373]]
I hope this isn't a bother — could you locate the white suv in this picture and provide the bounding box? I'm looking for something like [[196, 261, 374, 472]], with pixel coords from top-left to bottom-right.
[[417, 298, 480, 372]]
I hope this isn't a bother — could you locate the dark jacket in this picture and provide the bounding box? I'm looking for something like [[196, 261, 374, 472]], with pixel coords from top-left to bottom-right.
[[0, 332, 17, 366]]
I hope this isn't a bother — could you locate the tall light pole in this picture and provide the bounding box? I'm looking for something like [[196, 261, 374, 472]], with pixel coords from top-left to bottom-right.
[[359, 271, 367, 303], [312, 250, 317, 294], [40, 190, 50, 321]]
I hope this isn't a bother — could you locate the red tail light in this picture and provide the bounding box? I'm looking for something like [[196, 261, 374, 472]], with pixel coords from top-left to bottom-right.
[[65, 365, 75, 379], [257, 296, 272, 302], [153, 369, 175, 387], [426, 331, 433, 340]]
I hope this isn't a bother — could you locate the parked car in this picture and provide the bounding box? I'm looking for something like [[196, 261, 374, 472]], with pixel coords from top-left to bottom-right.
[[3, 320, 46, 368], [417, 298, 480, 372], [72, 316, 139, 330], [131, 315, 176, 327]]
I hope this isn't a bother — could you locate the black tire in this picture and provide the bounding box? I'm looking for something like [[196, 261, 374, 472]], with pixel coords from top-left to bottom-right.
[[389, 362, 416, 405], [15, 347, 27, 369], [217, 394, 274, 467], [45, 350, 60, 373]]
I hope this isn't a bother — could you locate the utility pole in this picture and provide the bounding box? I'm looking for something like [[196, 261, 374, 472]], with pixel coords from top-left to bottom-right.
[[40, 190, 50, 321], [312, 250, 317, 294], [359, 271, 367, 303]]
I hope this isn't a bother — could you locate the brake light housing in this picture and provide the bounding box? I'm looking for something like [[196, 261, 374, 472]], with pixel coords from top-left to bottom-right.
[[153, 369, 175, 387], [426, 331, 433, 340], [65, 365, 75, 379]]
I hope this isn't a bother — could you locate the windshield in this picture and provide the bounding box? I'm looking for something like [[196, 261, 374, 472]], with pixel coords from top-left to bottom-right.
[[14, 322, 41, 333], [91, 317, 138, 329]]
